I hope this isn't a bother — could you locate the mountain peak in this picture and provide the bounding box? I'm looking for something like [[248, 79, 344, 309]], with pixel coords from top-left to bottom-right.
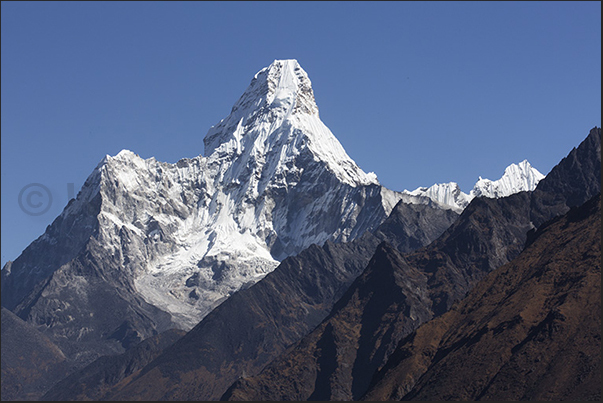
[[43, 59, 391, 330], [472, 159, 544, 199], [203, 59, 319, 158], [203, 60, 378, 187], [261, 59, 317, 115], [240, 59, 318, 116]]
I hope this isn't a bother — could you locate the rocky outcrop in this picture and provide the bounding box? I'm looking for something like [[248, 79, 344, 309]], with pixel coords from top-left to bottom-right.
[[530, 126, 601, 227]]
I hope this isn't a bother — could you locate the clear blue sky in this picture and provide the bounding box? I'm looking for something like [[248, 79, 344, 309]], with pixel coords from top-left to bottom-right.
[[2, 1, 601, 266]]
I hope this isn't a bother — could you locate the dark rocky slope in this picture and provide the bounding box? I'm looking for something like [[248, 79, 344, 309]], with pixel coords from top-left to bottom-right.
[[222, 242, 432, 401], [222, 127, 601, 401], [40, 328, 185, 401], [363, 194, 601, 401], [222, 192, 535, 401], [530, 126, 601, 224]]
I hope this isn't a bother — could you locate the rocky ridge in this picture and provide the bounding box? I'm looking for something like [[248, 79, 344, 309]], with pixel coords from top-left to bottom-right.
[[363, 193, 601, 401]]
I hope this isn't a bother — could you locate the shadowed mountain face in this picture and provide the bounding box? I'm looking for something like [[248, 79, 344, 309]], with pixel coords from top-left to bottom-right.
[[363, 194, 601, 401], [530, 126, 601, 227], [222, 127, 601, 401], [223, 242, 432, 401], [1, 307, 72, 401], [373, 201, 464, 253]]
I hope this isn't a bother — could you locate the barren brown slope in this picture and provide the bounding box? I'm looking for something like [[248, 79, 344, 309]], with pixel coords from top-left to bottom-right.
[[363, 194, 601, 401]]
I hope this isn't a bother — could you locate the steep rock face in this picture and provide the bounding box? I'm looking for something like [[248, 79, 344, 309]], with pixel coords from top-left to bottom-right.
[[530, 126, 601, 227], [0, 170, 101, 312], [1, 307, 72, 401], [405, 159, 545, 211], [1, 59, 426, 351], [373, 201, 462, 253], [363, 194, 601, 401], [222, 243, 433, 401]]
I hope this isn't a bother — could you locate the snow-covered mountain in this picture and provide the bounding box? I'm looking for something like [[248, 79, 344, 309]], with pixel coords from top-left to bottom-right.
[[127, 59, 418, 327], [471, 160, 545, 198], [404, 182, 473, 212], [129, 59, 433, 327], [3, 60, 439, 333], [404, 160, 545, 211], [1, 58, 547, 355]]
